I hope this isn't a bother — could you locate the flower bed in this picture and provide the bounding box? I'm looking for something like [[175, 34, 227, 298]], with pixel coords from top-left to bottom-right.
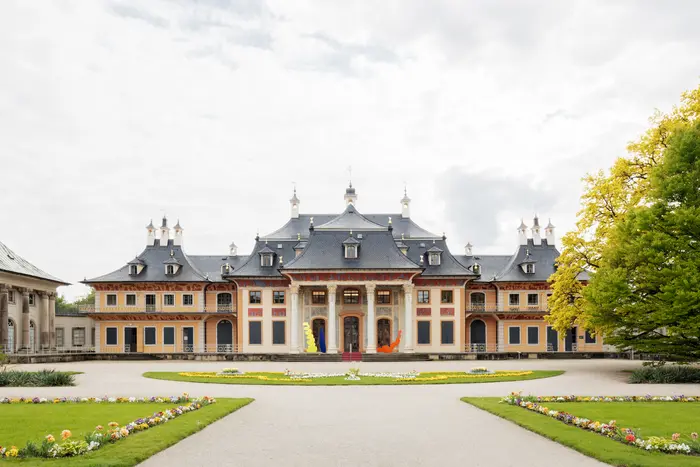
[[502, 392, 700, 455], [0, 394, 216, 459]]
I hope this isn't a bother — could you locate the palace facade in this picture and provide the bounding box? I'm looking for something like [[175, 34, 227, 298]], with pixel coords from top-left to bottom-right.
[[83, 185, 602, 355]]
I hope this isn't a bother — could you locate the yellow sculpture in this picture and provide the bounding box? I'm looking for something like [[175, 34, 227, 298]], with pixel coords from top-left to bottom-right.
[[303, 322, 317, 353]]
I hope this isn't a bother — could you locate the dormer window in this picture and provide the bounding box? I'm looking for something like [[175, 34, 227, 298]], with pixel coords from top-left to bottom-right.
[[343, 235, 360, 259], [129, 265, 138, 275], [166, 265, 175, 275], [345, 245, 358, 259], [128, 257, 145, 275], [261, 254, 274, 267], [526, 263, 535, 274], [428, 252, 441, 265]]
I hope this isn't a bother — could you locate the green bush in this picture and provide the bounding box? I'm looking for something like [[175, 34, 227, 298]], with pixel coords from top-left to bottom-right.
[[0, 369, 76, 387], [629, 364, 700, 383]]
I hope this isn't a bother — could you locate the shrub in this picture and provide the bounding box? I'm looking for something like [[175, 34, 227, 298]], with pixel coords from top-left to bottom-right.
[[0, 369, 76, 387], [629, 365, 700, 384]]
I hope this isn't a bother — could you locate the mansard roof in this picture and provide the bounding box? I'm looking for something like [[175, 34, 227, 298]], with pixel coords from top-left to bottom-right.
[[283, 230, 421, 271], [399, 238, 475, 277], [0, 240, 68, 285], [228, 239, 297, 278], [315, 205, 386, 231]]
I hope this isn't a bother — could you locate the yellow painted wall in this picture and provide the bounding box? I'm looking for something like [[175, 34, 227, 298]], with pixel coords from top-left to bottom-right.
[[99, 321, 201, 353], [413, 286, 462, 352], [99, 290, 201, 312]]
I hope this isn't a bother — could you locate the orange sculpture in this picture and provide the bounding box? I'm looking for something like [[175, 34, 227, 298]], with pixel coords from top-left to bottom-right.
[[377, 330, 402, 353]]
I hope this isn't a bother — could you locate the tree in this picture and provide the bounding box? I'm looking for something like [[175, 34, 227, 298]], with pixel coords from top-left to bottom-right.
[[55, 296, 78, 314], [583, 121, 700, 359], [547, 85, 700, 334]]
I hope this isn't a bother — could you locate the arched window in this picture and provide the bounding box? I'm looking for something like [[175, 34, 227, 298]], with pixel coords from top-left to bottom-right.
[[7, 319, 15, 353], [470, 319, 487, 352], [470, 292, 486, 311], [343, 289, 360, 304], [216, 319, 233, 352]]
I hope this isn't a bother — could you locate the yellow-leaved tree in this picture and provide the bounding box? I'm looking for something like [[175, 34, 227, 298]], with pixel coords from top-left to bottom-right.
[[547, 85, 700, 334]]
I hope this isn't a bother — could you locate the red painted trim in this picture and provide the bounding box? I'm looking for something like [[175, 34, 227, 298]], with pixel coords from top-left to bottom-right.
[[417, 308, 431, 316], [248, 308, 263, 317]]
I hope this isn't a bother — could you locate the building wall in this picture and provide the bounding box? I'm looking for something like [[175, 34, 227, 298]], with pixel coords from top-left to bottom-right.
[[97, 321, 203, 353], [240, 286, 290, 353], [54, 315, 95, 349], [412, 285, 462, 353]]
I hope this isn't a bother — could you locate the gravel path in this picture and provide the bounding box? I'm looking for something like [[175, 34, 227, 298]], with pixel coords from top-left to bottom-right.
[[2, 359, 692, 467]]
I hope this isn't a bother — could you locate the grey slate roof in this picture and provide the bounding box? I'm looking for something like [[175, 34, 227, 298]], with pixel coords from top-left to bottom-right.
[[0, 240, 68, 285], [316, 204, 386, 231], [188, 255, 249, 281], [283, 230, 422, 270], [85, 240, 210, 283], [228, 239, 299, 277], [400, 239, 475, 277]]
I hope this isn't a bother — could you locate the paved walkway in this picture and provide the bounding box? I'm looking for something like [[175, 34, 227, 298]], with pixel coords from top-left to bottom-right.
[[2, 359, 693, 466]]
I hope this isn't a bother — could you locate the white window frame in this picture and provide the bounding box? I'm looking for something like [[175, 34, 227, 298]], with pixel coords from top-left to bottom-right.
[[105, 326, 119, 346], [7, 291, 15, 304], [182, 294, 194, 306], [72, 327, 86, 347], [509, 293, 520, 306], [508, 326, 521, 345], [163, 326, 176, 346], [166, 265, 175, 275], [344, 245, 358, 259], [527, 293, 539, 306], [527, 326, 540, 345], [129, 265, 138, 275], [56, 327, 65, 347], [526, 263, 535, 274], [125, 294, 137, 307], [144, 326, 157, 346], [28, 293, 35, 306], [106, 294, 117, 307], [260, 254, 273, 267], [428, 252, 441, 265], [417, 290, 430, 304], [164, 294, 175, 307]]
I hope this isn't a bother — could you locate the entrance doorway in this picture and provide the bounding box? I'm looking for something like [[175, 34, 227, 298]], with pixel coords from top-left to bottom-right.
[[470, 319, 486, 352], [182, 327, 194, 352], [312, 318, 326, 350], [564, 327, 577, 351], [217, 320, 233, 352], [124, 328, 137, 352], [343, 316, 360, 352], [377, 318, 391, 347], [547, 326, 559, 352]]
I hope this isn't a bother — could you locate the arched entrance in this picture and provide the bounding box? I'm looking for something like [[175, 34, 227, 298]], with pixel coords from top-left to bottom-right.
[[7, 319, 15, 353], [377, 318, 391, 347], [311, 318, 326, 350], [216, 319, 233, 352], [217, 293, 233, 313], [470, 319, 486, 352], [29, 321, 35, 352], [342, 316, 360, 352]]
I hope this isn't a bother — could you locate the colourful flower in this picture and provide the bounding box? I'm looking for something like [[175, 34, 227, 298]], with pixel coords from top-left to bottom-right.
[[692, 432, 698, 440], [108, 422, 119, 428], [625, 434, 636, 443], [672, 433, 681, 441], [45, 434, 55, 443], [96, 425, 104, 431], [61, 430, 71, 440]]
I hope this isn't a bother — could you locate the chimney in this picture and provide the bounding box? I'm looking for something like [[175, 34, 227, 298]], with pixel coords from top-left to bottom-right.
[[532, 215, 542, 246], [146, 220, 156, 246], [517, 219, 528, 246], [173, 220, 184, 246], [545, 219, 556, 247], [160, 216, 170, 246]]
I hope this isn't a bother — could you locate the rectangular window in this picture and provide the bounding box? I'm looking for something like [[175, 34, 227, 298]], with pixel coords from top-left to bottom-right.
[[106, 294, 117, 306], [273, 291, 285, 304], [29, 293, 35, 306], [417, 321, 431, 344], [163, 327, 175, 345], [312, 291, 326, 304], [585, 330, 597, 344], [56, 328, 65, 347], [164, 294, 175, 306], [125, 294, 136, 306], [343, 289, 360, 304], [441, 321, 454, 344], [106, 327, 118, 346], [509, 293, 520, 306], [440, 290, 453, 304], [249, 321, 262, 345], [345, 245, 357, 259], [145, 294, 156, 312], [249, 291, 262, 304], [527, 293, 539, 306], [527, 326, 539, 345], [7, 291, 14, 303], [72, 328, 86, 347], [144, 327, 156, 345], [272, 321, 285, 344], [508, 327, 521, 345], [526, 264, 535, 274], [417, 290, 430, 304], [377, 290, 391, 304], [182, 294, 193, 306], [261, 254, 273, 267]]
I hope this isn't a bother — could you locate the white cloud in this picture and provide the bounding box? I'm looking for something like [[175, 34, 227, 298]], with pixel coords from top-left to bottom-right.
[[0, 0, 698, 300]]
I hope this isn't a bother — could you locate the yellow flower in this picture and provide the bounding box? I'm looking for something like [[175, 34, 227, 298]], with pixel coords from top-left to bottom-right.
[[45, 434, 55, 443], [61, 430, 71, 440]]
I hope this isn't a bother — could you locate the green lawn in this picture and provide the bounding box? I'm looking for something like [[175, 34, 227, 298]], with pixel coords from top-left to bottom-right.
[[143, 370, 564, 386], [463, 397, 700, 467], [1, 398, 253, 466]]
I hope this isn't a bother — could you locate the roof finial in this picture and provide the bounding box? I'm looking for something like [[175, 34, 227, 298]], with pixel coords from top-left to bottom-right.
[[255, 229, 260, 241]]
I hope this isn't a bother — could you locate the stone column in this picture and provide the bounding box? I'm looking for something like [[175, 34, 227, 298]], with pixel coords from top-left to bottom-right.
[[327, 284, 338, 353], [365, 284, 376, 353], [20, 289, 30, 351], [0, 285, 8, 351], [39, 292, 49, 349], [198, 321, 205, 352], [403, 283, 414, 352], [49, 293, 56, 349], [290, 284, 300, 353], [497, 320, 504, 352], [94, 322, 101, 353]]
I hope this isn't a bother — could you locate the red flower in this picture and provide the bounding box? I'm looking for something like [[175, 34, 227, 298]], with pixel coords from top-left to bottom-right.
[[625, 434, 636, 443]]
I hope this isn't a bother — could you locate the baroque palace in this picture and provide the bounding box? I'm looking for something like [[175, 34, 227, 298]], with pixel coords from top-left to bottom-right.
[[82, 185, 602, 356]]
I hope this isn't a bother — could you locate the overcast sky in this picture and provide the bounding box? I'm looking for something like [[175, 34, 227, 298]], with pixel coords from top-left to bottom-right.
[[2, 0, 699, 300]]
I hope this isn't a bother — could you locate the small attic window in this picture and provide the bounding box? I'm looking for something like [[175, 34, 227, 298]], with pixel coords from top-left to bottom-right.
[[526, 264, 535, 274], [420, 242, 426, 248], [428, 252, 441, 266], [277, 244, 283, 249], [165, 265, 175, 275], [357, 233, 363, 239], [261, 254, 274, 267], [129, 265, 138, 275], [345, 245, 358, 259]]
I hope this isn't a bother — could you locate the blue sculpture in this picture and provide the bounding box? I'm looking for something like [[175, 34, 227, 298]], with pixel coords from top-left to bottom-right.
[[319, 326, 327, 353]]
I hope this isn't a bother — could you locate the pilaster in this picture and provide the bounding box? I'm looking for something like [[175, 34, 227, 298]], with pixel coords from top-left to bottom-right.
[[289, 284, 300, 353], [327, 284, 338, 353], [497, 320, 505, 352], [48, 294, 56, 349], [39, 292, 49, 349], [20, 289, 30, 350], [365, 284, 376, 353], [198, 321, 205, 352], [94, 322, 101, 353], [0, 284, 8, 351], [403, 283, 414, 352]]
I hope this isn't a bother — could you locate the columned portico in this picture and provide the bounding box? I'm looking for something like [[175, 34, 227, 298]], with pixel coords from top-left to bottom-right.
[[365, 283, 376, 353], [290, 284, 300, 353], [403, 283, 414, 352], [327, 284, 338, 353]]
